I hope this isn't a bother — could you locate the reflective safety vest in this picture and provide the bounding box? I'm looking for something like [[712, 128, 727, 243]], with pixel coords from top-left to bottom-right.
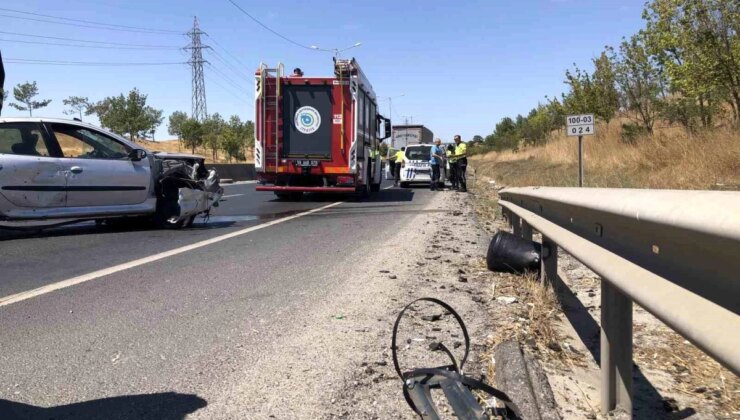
[[446, 149, 455, 162], [394, 150, 405, 162], [454, 143, 467, 163], [454, 142, 467, 157], [370, 149, 378, 159]]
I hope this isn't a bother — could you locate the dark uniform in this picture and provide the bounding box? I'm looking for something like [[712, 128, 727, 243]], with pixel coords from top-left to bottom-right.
[[446, 145, 457, 189], [453, 139, 467, 192]]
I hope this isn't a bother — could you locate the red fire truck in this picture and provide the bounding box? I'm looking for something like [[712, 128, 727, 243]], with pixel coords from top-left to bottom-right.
[[254, 59, 391, 199]]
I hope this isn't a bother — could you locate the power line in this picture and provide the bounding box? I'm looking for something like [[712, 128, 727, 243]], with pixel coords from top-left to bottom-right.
[[5, 58, 185, 66], [207, 63, 248, 92], [0, 7, 181, 34], [0, 13, 182, 35], [0, 30, 180, 47], [204, 73, 249, 104], [0, 38, 181, 50], [225, 0, 314, 50], [207, 49, 250, 82], [206, 35, 248, 68]]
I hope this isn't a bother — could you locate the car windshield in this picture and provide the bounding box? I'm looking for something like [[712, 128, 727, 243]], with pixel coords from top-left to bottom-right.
[[405, 146, 431, 161]]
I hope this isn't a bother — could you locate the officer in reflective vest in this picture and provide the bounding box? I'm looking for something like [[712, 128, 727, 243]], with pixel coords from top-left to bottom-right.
[[453, 135, 467, 192], [393, 147, 406, 186]]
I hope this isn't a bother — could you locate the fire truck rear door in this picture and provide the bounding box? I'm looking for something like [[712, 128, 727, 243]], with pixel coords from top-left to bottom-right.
[[282, 85, 333, 159]]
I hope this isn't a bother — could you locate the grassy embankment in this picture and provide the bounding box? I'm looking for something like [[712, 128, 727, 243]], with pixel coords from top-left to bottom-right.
[[471, 120, 740, 190]]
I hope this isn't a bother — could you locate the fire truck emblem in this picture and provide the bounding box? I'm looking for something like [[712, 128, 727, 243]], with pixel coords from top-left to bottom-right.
[[295, 106, 321, 134]]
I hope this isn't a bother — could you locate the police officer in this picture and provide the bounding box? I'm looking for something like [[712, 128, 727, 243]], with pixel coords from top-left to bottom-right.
[[430, 139, 444, 191], [446, 144, 457, 190], [392, 147, 406, 186], [452, 135, 467, 192]]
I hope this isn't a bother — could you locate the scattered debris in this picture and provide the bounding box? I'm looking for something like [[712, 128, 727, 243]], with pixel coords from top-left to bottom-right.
[[496, 296, 517, 304]]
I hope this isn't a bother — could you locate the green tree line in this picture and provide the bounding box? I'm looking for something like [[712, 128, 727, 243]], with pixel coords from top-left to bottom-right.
[[480, 0, 739, 152]]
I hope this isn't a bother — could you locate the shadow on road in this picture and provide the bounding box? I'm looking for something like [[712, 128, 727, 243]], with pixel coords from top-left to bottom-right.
[[551, 274, 696, 419], [0, 392, 207, 420]]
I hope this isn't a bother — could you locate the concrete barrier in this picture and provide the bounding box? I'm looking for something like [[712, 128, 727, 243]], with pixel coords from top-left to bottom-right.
[[208, 164, 256, 181]]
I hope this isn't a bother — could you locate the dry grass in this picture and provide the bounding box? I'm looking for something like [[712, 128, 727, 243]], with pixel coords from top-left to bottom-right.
[[471, 121, 740, 190], [633, 325, 740, 417]]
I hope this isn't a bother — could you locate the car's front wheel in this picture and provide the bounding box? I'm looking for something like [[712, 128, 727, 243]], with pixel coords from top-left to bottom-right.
[[153, 194, 186, 229]]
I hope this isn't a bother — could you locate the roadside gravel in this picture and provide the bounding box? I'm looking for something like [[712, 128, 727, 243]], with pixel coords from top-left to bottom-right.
[[196, 188, 497, 419]]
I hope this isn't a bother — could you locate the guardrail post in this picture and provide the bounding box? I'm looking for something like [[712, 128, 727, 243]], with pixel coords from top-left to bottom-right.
[[600, 281, 633, 415], [540, 236, 557, 285], [521, 220, 533, 241], [511, 213, 522, 236], [501, 207, 511, 227]]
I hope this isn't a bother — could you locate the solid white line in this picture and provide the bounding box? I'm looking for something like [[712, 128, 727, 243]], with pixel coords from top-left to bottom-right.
[[0, 201, 343, 308], [222, 194, 244, 198]]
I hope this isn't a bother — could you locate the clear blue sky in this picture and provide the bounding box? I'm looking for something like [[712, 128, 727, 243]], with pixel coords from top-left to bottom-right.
[[0, 0, 646, 141]]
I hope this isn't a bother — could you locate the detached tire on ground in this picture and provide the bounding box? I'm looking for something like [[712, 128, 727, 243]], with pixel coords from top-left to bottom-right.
[[486, 230, 542, 273]]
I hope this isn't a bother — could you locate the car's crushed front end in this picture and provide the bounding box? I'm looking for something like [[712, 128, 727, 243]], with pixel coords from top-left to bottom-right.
[[152, 153, 224, 226]]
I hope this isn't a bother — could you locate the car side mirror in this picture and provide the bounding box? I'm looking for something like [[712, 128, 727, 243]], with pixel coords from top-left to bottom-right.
[[129, 149, 147, 161]]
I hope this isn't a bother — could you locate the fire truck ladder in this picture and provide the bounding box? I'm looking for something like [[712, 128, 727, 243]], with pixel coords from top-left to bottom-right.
[[261, 63, 284, 173]]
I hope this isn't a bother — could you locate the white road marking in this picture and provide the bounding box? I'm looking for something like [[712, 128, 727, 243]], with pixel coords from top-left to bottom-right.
[[222, 194, 244, 198], [0, 201, 343, 308]]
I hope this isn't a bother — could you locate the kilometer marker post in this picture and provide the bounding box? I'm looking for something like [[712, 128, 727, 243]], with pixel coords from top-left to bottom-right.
[[566, 114, 595, 187]]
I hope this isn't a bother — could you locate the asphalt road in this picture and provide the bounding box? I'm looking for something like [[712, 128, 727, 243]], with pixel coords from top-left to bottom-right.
[[0, 181, 436, 418]]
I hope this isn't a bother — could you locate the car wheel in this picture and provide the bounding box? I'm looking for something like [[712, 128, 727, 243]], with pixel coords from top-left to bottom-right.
[[153, 197, 186, 229], [400, 182, 409, 188]]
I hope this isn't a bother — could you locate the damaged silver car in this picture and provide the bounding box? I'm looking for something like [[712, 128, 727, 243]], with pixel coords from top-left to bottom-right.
[[0, 118, 222, 229]]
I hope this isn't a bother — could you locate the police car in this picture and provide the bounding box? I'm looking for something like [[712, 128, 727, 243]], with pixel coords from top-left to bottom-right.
[[397, 144, 447, 188]]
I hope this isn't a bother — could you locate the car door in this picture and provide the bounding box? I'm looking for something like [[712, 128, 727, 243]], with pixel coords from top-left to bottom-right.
[[47, 122, 151, 208], [0, 121, 66, 209]]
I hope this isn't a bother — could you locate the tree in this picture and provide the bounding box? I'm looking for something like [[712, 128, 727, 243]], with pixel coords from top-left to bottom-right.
[[609, 34, 665, 134], [591, 52, 620, 126], [642, 0, 736, 127], [180, 119, 203, 154], [220, 115, 243, 162], [9, 81, 51, 116], [563, 65, 596, 115], [472, 135, 484, 144], [87, 88, 163, 140], [202, 113, 225, 161], [168, 111, 188, 151], [62, 96, 90, 120], [168, 111, 188, 142]]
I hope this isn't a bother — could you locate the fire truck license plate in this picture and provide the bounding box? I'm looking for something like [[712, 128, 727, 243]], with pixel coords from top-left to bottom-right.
[[293, 160, 319, 167]]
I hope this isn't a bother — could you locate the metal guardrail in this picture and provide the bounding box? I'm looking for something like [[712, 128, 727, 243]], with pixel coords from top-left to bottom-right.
[[497, 187, 740, 416]]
